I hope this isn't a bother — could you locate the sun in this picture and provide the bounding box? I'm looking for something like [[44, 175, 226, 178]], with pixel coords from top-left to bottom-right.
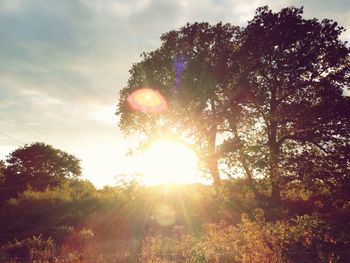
[[140, 140, 200, 185]]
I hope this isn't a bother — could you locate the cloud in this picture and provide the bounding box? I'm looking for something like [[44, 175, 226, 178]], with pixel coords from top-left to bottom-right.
[[1, 0, 348, 106], [128, 0, 182, 37]]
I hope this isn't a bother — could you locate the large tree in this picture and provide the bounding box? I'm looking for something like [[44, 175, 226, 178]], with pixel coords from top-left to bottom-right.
[[222, 6, 350, 201], [117, 7, 350, 200], [117, 22, 239, 188], [0, 142, 81, 200]]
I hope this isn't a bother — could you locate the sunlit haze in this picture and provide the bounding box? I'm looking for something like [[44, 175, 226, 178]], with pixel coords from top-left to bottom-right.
[[0, 0, 349, 188], [140, 140, 201, 185]]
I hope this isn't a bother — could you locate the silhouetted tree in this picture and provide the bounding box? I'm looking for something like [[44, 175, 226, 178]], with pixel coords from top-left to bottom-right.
[[117, 6, 350, 200], [117, 22, 240, 188], [222, 6, 350, 201], [0, 142, 81, 200]]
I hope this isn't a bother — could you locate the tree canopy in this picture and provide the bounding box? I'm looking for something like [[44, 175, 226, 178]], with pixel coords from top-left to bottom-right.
[[117, 22, 240, 188], [0, 142, 81, 200], [117, 6, 350, 200], [223, 6, 350, 200]]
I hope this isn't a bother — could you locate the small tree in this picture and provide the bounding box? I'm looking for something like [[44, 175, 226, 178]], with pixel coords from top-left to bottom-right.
[[0, 142, 81, 200]]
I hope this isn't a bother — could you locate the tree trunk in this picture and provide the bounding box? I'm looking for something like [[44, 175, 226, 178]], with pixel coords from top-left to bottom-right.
[[207, 125, 221, 191], [269, 86, 281, 202], [228, 119, 263, 199], [269, 122, 281, 202], [208, 157, 222, 189], [270, 154, 281, 201]]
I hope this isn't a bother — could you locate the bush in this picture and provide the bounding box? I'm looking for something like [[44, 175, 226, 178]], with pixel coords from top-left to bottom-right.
[[138, 209, 349, 263], [2, 235, 55, 261]]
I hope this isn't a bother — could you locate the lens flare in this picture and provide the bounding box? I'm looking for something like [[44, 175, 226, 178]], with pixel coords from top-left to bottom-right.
[[127, 88, 168, 113], [153, 204, 176, 226], [174, 57, 186, 88]]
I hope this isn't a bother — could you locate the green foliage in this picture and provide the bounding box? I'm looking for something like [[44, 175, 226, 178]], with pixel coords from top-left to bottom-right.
[[138, 210, 350, 263], [0, 142, 82, 201], [0, 179, 99, 243], [0, 178, 349, 262]]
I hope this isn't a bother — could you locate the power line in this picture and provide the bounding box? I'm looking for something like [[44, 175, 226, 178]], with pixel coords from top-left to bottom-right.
[[0, 130, 25, 145], [0, 115, 38, 141]]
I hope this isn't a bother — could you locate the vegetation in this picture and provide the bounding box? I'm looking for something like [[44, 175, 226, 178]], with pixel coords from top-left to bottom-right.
[[0, 5, 349, 263], [0, 178, 349, 262], [0, 142, 81, 202]]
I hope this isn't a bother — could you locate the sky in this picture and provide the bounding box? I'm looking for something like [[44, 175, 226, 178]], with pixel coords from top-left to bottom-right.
[[0, 0, 349, 188]]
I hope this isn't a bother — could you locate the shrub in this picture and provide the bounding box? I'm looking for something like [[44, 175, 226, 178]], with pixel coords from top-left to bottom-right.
[[2, 234, 55, 261]]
